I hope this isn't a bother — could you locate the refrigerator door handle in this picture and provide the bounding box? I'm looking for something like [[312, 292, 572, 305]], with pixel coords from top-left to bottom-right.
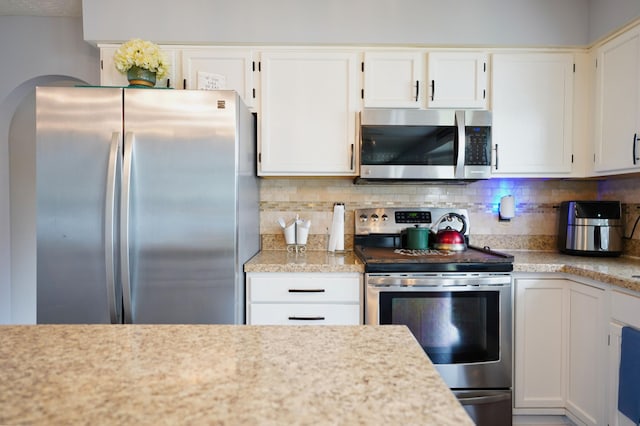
[[121, 132, 134, 323], [105, 132, 121, 323]]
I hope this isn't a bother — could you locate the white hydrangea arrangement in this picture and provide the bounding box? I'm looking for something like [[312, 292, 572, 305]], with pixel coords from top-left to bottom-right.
[[113, 39, 169, 79]]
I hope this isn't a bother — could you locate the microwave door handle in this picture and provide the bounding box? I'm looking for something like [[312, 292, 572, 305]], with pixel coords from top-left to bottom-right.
[[454, 110, 466, 179]]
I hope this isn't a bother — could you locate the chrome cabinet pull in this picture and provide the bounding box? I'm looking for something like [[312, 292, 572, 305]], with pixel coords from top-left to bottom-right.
[[288, 289, 326, 293], [634, 133, 638, 165], [494, 144, 499, 170]]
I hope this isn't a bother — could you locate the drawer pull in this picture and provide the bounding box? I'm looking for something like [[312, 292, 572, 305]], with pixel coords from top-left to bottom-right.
[[288, 289, 326, 293], [288, 316, 325, 321]]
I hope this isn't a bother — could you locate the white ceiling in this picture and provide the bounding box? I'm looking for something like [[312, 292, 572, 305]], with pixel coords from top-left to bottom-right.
[[0, 0, 81, 17]]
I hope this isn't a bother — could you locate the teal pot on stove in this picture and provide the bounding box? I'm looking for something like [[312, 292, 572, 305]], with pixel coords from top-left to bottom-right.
[[405, 226, 430, 250]]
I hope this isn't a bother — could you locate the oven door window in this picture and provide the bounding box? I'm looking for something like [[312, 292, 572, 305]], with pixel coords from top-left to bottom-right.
[[361, 125, 456, 165], [379, 291, 499, 364]]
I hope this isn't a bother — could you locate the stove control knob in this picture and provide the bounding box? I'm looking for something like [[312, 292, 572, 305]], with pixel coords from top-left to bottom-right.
[[371, 213, 379, 222], [381, 214, 389, 221], [359, 214, 368, 222]]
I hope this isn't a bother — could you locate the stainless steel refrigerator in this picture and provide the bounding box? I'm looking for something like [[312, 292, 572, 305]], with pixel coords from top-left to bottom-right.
[[36, 87, 259, 324]]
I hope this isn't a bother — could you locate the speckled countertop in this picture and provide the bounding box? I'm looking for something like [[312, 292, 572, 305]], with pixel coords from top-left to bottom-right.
[[511, 250, 640, 292], [245, 249, 640, 293], [244, 250, 364, 273], [0, 324, 472, 426]]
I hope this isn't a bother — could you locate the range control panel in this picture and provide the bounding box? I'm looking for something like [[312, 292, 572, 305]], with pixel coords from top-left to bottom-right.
[[395, 211, 432, 224], [355, 207, 469, 236]]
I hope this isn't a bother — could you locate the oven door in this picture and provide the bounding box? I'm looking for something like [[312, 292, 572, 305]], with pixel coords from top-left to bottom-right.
[[365, 273, 512, 389]]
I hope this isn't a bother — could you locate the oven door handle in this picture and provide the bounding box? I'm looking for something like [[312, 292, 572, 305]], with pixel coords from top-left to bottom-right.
[[456, 391, 511, 406]]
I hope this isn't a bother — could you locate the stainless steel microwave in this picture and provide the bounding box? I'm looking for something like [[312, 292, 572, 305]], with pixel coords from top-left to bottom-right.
[[358, 109, 492, 181]]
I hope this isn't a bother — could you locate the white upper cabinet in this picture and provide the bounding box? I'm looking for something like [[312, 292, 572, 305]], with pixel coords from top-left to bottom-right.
[[99, 45, 181, 89], [363, 51, 423, 108], [491, 52, 574, 176], [594, 26, 640, 175], [181, 48, 255, 108], [427, 52, 488, 109], [258, 49, 361, 176]]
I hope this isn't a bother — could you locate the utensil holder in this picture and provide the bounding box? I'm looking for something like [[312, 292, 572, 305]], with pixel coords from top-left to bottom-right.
[[283, 217, 309, 253]]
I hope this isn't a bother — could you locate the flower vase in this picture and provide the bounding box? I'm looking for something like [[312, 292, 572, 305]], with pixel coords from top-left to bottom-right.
[[127, 66, 157, 87]]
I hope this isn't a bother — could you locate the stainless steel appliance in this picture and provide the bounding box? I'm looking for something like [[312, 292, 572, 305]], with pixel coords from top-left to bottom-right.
[[358, 109, 491, 182], [36, 87, 259, 324], [356, 207, 513, 426], [558, 200, 623, 257]]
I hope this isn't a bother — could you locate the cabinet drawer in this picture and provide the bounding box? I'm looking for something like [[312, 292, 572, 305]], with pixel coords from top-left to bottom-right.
[[247, 274, 360, 303], [611, 290, 640, 328], [249, 303, 361, 325]]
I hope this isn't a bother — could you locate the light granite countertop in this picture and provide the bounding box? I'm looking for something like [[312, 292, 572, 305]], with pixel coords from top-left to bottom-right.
[[244, 250, 364, 273], [245, 249, 640, 293], [0, 324, 473, 426], [511, 250, 640, 293]]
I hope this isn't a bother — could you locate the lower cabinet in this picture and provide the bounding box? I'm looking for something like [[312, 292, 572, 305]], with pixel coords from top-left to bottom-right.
[[608, 290, 640, 426], [566, 281, 607, 426], [514, 276, 607, 426], [246, 272, 362, 325], [514, 278, 567, 410]]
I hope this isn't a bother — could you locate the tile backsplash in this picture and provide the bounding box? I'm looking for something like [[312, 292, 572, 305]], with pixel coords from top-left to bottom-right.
[[259, 176, 640, 256]]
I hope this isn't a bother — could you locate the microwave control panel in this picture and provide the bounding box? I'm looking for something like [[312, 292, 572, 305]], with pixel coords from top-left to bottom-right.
[[465, 127, 490, 165]]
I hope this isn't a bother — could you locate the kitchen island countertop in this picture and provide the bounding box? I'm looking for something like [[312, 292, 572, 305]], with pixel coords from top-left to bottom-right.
[[0, 324, 473, 426]]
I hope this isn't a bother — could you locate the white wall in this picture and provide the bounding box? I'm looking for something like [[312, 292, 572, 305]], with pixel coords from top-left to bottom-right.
[[0, 16, 99, 323], [83, 0, 590, 47], [589, 0, 640, 42]]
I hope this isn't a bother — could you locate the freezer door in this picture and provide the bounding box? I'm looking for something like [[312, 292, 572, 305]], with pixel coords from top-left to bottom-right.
[[36, 87, 123, 324], [122, 89, 239, 324]]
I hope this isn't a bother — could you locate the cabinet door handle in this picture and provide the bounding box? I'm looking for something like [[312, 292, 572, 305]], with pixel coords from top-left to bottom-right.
[[350, 143, 355, 171], [288, 289, 326, 293], [288, 316, 325, 321], [494, 144, 499, 170], [634, 133, 638, 165], [431, 80, 435, 101], [415, 80, 420, 102]]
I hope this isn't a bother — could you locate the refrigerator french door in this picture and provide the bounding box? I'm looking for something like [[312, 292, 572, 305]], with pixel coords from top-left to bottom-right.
[[36, 87, 259, 324]]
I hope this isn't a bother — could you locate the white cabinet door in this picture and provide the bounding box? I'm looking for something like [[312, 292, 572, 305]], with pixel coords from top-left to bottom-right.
[[363, 51, 423, 108], [427, 52, 488, 109], [491, 53, 574, 176], [246, 272, 362, 325], [181, 48, 255, 108], [609, 290, 640, 426], [248, 274, 360, 303], [566, 282, 607, 426], [514, 278, 568, 409], [100, 46, 180, 89], [249, 304, 361, 325], [258, 50, 361, 176], [594, 27, 640, 174]]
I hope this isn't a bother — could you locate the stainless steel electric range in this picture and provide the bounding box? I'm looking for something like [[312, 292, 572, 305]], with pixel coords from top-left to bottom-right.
[[355, 207, 514, 426]]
